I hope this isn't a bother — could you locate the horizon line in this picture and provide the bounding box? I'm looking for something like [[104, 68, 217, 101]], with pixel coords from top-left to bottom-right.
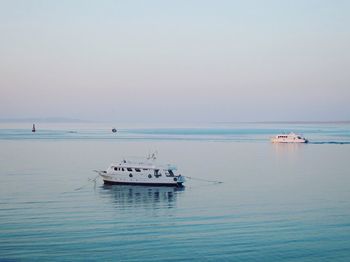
[[0, 117, 350, 124]]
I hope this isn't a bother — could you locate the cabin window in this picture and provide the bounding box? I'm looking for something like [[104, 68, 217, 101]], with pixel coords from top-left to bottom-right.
[[122, 168, 124, 171], [129, 174, 133, 177], [168, 170, 175, 177], [114, 167, 118, 171], [154, 169, 162, 177], [127, 168, 132, 172], [148, 174, 152, 178], [135, 168, 141, 172]]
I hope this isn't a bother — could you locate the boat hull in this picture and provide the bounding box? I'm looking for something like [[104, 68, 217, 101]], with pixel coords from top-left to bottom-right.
[[99, 172, 185, 187], [271, 139, 308, 143], [103, 180, 184, 187]]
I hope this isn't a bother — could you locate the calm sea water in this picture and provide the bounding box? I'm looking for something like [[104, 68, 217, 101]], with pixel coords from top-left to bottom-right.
[[1, 122, 350, 261]]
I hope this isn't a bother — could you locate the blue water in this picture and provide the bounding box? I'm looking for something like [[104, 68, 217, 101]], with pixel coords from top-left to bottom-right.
[[1, 122, 350, 261], [0, 122, 349, 143]]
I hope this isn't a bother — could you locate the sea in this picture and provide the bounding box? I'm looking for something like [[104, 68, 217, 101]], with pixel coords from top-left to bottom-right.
[[0, 122, 350, 261]]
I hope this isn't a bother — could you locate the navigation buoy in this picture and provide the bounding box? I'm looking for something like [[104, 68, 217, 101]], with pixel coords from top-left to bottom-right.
[[32, 124, 36, 133], [112, 128, 117, 133]]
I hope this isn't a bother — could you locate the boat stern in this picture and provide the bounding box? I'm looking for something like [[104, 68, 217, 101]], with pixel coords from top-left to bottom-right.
[[176, 175, 186, 186]]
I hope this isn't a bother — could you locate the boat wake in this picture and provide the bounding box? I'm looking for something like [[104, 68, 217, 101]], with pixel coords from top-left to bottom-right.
[[309, 141, 350, 145]]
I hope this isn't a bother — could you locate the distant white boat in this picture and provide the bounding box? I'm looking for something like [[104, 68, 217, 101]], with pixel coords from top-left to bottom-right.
[[271, 132, 308, 143], [96, 153, 185, 186]]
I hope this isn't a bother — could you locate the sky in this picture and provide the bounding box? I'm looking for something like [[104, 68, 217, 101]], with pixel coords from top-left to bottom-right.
[[0, 0, 349, 122]]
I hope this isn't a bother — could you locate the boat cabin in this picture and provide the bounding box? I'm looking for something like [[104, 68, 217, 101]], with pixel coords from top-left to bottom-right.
[[109, 161, 177, 179]]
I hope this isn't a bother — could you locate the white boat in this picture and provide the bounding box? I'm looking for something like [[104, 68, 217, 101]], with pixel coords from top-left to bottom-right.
[[271, 132, 308, 143], [97, 154, 185, 187]]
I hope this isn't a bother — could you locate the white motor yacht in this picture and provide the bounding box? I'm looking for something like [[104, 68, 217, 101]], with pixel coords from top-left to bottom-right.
[[271, 132, 308, 143], [97, 154, 185, 186]]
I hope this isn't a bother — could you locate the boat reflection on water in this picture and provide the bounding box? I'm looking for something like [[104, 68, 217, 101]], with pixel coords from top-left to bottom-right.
[[99, 184, 185, 209], [272, 142, 306, 155]]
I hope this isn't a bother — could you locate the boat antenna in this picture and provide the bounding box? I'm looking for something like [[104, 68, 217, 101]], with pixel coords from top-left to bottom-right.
[[147, 150, 157, 160], [151, 151, 157, 160]]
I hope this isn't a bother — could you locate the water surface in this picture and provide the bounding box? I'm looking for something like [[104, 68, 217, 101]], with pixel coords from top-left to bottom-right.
[[0, 123, 350, 261]]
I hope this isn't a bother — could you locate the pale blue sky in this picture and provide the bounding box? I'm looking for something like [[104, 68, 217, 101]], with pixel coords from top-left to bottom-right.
[[1, 0, 349, 122]]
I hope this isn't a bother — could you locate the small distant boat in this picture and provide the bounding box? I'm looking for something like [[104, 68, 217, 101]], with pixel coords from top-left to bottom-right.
[[96, 153, 185, 186], [112, 128, 117, 133], [32, 124, 36, 133], [271, 132, 308, 143]]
